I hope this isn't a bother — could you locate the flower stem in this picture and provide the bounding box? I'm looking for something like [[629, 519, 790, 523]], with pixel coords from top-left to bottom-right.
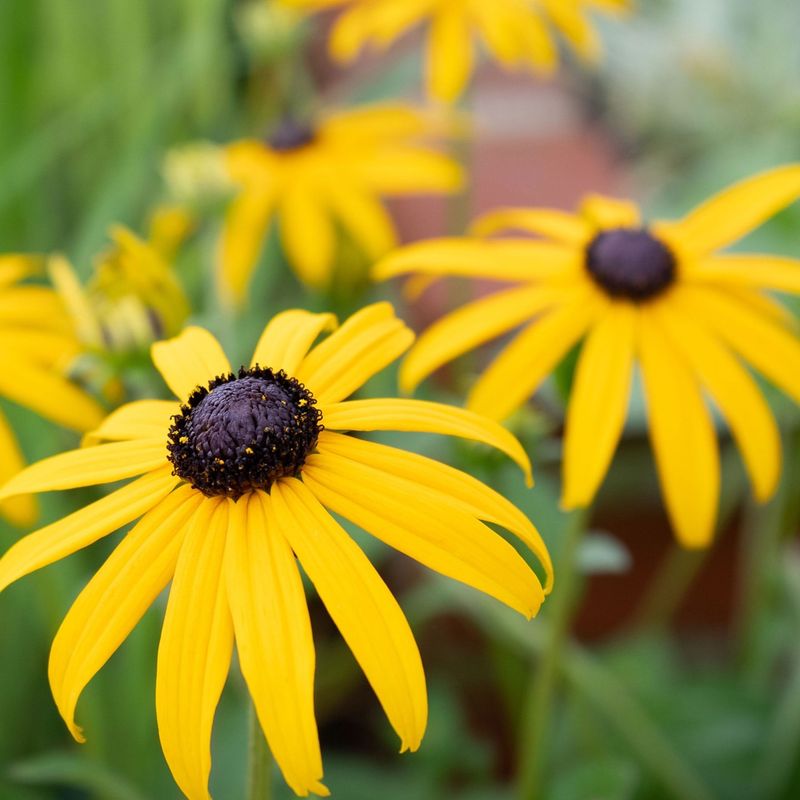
[[516, 505, 590, 800], [247, 701, 272, 800]]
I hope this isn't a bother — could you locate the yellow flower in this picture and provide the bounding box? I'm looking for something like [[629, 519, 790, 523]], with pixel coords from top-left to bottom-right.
[[282, 0, 631, 103], [219, 104, 463, 303], [50, 217, 191, 354], [0, 255, 104, 527], [375, 165, 800, 547], [0, 303, 550, 798]]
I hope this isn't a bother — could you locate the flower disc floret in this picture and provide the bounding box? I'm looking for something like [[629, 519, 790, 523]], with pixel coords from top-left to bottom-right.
[[167, 366, 322, 498], [586, 227, 676, 300]]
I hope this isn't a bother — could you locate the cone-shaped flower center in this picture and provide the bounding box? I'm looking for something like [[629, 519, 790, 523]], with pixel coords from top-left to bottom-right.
[[267, 118, 316, 152], [167, 367, 322, 498], [585, 227, 676, 301]]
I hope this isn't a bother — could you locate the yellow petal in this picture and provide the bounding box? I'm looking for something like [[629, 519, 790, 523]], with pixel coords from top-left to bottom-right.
[[152, 326, 231, 402], [321, 103, 433, 143], [273, 478, 428, 751], [670, 284, 800, 405], [400, 284, 567, 393], [0, 439, 168, 499], [639, 310, 720, 547], [218, 186, 277, 307], [317, 431, 552, 591], [296, 304, 413, 404], [328, 3, 372, 61], [279, 186, 335, 290], [325, 182, 397, 260], [49, 485, 203, 741], [467, 287, 607, 421], [301, 460, 544, 617], [657, 164, 800, 256], [354, 147, 464, 195], [84, 400, 177, 444], [653, 302, 780, 503], [0, 466, 178, 593], [373, 238, 582, 282], [562, 303, 636, 508], [0, 355, 104, 433], [0, 408, 37, 526], [321, 397, 532, 485], [427, 4, 474, 103], [251, 310, 337, 375], [580, 195, 641, 229], [0, 286, 72, 333], [0, 254, 42, 287], [0, 328, 79, 369], [226, 493, 328, 797], [543, 0, 601, 62], [156, 497, 233, 800], [690, 254, 800, 294], [471, 207, 592, 244]]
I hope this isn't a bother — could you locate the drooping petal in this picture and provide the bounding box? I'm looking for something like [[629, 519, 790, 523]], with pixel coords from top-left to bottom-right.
[[427, 4, 474, 103], [0, 439, 168, 499], [639, 309, 720, 548], [653, 302, 780, 503], [317, 431, 552, 591], [296, 303, 413, 404], [471, 207, 592, 244], [0, 254, 42, 287], [218, 186, 278, 306], [84, 400, 177, 444], [152, 327, 231, 402], [670, 284, 800, 405], [156, 497, 233, 800], [324, 182, 397, 260], [689, 254, 800, 294], [0, 328, 79, 369], [272, 478, 428, 751], [562, 303, 636, 508], [49, 485, 203, 741], [400, 284, 567, 393], [321, 398, 532, 484], [0, 355, 104, 433], [657, 164, 800, 256], [0, 466, 178, 593], [0, 408, 37, 526], [467, 287, 607, 421], [226, 493, 328, 797], [0, 287, 72, 332], [279, 185, 336, 290], [579, 195, 641, 229], [251, 310, 337, 374], [301, 460, 544, 617], [373, 238, 582, 283]]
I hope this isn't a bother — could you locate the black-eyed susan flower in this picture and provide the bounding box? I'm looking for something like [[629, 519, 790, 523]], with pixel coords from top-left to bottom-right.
[[219, 104, 463, 303], [282, 0, 631, 103], [375, 165, 800, 547], [0, 303, 550, 798], [0, 255, 104, 526], [49, 214, 191, 354]]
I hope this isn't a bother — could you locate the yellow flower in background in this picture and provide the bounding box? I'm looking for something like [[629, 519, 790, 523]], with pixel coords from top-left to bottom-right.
[[282, 0, 631, 103], [50, 210, 191, 355], [219, 104, 463, 303], [375, 165, 800, 547], [0, 255, 104, 526], [0, 303, 550, 798]]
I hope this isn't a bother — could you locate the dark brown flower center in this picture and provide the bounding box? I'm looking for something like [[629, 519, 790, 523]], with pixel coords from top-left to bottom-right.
[[585, 227, 676, 301], [267, 118, 316, 152], [167, 367, 321, 498]]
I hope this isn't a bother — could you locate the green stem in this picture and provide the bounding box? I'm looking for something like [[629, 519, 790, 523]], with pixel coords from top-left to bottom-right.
[[247, 701, 272, 800], [516, 505, 590, 800]]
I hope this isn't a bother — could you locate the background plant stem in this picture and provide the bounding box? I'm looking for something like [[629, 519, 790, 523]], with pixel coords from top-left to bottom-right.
[[516, 504, 590, 800], [247, 701, 272, 800]]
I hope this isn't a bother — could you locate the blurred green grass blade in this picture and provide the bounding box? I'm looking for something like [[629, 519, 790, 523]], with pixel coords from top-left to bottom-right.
[[7, 751, 148, 800]]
